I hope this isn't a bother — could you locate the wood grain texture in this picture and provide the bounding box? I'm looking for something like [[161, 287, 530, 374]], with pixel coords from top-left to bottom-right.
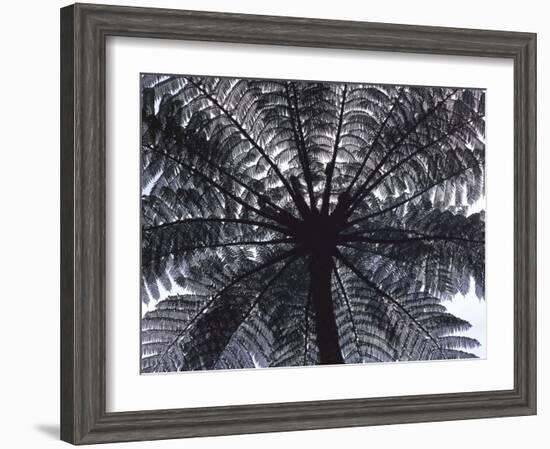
[[60, 3, 537, 444]]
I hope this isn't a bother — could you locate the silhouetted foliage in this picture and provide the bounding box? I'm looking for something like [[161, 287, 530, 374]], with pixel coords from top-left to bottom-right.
[[140, 74, 485, 372]]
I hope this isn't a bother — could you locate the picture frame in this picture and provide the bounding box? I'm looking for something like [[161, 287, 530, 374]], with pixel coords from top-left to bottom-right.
[[60, 2, 536, 445]]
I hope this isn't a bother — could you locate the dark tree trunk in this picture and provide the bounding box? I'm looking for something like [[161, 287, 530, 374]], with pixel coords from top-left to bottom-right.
[[310, 250, 344, 365]]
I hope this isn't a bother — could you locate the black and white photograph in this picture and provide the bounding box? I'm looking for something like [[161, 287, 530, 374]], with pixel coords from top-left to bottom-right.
[[0, 0, 543, 446], [140, 74, 486, 373]]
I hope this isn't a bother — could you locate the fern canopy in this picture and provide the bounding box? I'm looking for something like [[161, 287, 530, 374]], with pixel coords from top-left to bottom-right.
[[140, 74, 485, 372]]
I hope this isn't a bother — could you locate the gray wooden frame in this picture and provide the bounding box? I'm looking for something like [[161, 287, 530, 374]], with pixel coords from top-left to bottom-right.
[[60, 2, 537, 445]]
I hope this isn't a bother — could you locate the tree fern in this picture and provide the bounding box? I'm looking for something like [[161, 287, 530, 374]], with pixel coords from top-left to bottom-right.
[[140, 74, 485, 372]]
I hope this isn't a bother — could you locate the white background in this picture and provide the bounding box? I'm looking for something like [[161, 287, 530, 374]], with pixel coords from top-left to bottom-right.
[[107, 37, 511, 412], [0, 0, 547, 448]]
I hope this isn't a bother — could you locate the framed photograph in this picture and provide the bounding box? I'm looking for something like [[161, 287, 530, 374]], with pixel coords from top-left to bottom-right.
[[60, 3, 536, 444]]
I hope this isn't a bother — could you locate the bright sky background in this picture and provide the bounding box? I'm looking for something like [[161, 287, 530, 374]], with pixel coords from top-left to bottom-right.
[[444, 288, 486, 358]]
